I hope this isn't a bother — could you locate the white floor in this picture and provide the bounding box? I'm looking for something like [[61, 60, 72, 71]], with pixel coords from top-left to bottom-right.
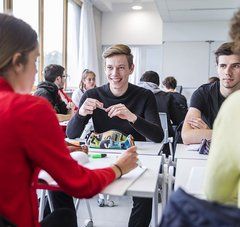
[[76, 195, 162, 227]]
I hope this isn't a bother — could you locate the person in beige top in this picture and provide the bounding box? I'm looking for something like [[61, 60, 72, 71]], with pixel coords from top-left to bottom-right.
[[204, 9, 240, 206]]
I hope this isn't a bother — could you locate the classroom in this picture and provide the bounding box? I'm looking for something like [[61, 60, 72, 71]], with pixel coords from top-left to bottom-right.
[[0, 0, 240, 226]]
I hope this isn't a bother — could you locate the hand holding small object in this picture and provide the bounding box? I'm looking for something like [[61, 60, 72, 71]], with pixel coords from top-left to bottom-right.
[[112, 146, 138, 179]]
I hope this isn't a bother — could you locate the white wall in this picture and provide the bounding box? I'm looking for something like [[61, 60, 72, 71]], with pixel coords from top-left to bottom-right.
[[101, 3, 163, 45], [99, 6, 231, 103], [163, 21, 230, 42]]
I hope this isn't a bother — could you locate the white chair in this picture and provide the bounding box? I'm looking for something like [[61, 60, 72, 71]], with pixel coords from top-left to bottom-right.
[[38, 190, 93, 227], [159, 112, 173, 156]]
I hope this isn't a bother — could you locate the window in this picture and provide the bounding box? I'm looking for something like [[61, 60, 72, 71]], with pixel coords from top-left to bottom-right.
[[9, 0, 81, 89], [0, 0, 3, 12], [13, 0, 39, 85], [44, 0, 63, 67], [67, 0, 81, 88]]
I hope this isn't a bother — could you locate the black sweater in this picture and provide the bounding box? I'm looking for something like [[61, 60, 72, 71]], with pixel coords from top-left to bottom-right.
[[34, 81, 68, 114], [67, 83, 163, 142]]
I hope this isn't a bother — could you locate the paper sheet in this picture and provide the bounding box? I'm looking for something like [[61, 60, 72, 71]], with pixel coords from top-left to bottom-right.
[[85, 157, 147, 196], [187, 144, 201, 151], [39, 154, 147, 196]]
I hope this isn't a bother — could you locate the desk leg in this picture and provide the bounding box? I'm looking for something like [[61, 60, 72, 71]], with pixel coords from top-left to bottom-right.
[[151, 184, 158, 227]]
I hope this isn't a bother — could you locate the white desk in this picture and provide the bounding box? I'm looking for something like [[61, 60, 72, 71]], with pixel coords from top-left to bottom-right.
[[65, 138, 163, 156], [39, 152, 161, 227], [103, 155, 162, 227], [174, 144, 208, 196], [175, 144, 208, 160]]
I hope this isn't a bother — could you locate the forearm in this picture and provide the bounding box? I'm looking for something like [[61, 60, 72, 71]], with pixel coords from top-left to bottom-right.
[[181, 128, 212, 144], [132, 116, 164, 142], [66, 112, 89, 139]]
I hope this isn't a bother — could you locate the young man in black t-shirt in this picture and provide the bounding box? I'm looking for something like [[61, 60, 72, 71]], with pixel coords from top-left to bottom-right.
[[67, 44, 163, 227], [182, 42, 240, 144]]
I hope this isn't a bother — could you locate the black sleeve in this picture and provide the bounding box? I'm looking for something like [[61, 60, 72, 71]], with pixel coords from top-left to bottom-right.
[[190, 87, 205, 112], [169, 95, 187, 125], [55, 96, 68, 114], [66, 93, 91, 139], [131, 92, 164, 142], [34, 90, 55, 108]]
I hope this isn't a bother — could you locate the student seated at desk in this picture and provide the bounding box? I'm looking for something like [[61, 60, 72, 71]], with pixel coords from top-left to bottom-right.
[[0, 13, 138, 227], [34, 64, 75, 115], [182, 42, 240, 144], [204, 9, 240, 208], [67, 44, 164, 227]]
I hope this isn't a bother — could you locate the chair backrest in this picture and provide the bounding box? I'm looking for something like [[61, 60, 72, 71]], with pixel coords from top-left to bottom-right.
[[159, 112, 169, 144], [175, 85, 183, 94]]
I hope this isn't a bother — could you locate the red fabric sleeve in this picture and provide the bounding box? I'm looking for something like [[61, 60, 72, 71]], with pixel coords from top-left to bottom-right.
[[17, 96, 115, 198]]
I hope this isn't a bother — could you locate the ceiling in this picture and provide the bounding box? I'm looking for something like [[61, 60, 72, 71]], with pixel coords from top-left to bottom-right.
[[94, 0, 240, 22]]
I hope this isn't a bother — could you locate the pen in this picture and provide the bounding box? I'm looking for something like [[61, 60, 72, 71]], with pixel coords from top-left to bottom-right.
[[91, 153, 107, 159], [97, 106, 106, 111], [137, 159, 143, 168]]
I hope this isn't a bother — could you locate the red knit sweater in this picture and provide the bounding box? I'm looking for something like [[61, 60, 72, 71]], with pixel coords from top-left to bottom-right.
[[0, 78, 115, 227]]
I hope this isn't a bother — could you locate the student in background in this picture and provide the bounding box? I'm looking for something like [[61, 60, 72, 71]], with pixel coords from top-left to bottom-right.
[[138, 71, 187, 155], [35, 64, 74, 114], [72, 69, 96, 138], [162, 76, 188, 111], [139, 71, 186, 137], [72, 69, 96, 108], [208, 76, 220, 84], [0, 13, 138, 227], [182, 42, 240, 144], [204, 9, 240, 207], [67, 44, 164, 227]]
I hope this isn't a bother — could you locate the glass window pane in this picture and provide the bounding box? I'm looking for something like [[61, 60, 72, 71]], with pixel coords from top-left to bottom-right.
[[13, 0, 39, 86], [67, 0, 81, 88], [0, 0, 3, 12], [44, 0, 63, 67]]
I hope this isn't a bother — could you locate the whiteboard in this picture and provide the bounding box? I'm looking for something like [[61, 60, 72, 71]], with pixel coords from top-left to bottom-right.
[[162, 41, 209, 87]]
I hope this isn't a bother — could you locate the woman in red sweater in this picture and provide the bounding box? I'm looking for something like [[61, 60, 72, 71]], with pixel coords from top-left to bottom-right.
[[0, 13, 138, 227]]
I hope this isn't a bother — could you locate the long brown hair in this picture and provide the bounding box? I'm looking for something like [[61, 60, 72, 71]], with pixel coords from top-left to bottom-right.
[[0, 13, 38, 75], [79, 69, 96, 91]]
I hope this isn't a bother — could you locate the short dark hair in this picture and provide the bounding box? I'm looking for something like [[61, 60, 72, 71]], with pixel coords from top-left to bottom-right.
[[140, 71, 160, 86], [229, 9, 240, 53], [44, 64, 65, 82], [162, 76, 177, 90], [215, 42, 237, 65]]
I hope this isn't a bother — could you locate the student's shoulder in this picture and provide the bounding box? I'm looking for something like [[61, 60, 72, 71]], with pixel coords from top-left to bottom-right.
[[223, 90, 240, 108], [131, 83, 153, 95], [195, 81, 219, 95], [15, 94, 55, 115]]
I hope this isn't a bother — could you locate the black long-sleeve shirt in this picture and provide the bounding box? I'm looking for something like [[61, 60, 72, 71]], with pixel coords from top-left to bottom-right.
[[67, 83, 163, 142]]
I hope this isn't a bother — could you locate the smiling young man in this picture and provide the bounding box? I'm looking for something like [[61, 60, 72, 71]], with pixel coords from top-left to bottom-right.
[[67, 44, 163, 227], [182, 42, 240, 144]]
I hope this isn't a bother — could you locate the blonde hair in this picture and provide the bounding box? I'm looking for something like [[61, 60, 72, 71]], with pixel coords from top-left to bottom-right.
[[0, 13, 37, 74], [79, 69, 96, 91], [102, 44, 133, 68], [230, 9, 240, 53]]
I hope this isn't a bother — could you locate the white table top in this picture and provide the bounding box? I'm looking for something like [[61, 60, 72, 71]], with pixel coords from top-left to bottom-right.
[[97, 154, 162, 198], [175, 143, 208, 160], [175, 159, 207, 191], [125, 155, 162, 198], [65, 138, 163, 156]]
